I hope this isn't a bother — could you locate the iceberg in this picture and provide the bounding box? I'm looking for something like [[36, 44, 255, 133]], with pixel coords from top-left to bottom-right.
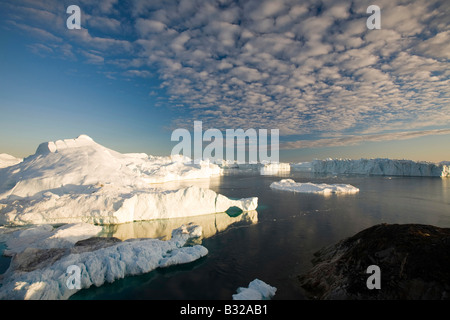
[[232, 279, 277, 300], [0, 186, 258, 225], [270, 179, 359, 194], [4, 223, 103, 256], [290, 162, 312, 172], [0, 224, 207, 300], [216, 159, 291, 176], [0, 135, 223, 200], [0, 135, 258, 225], [0, 154, 22, 169], [259, 163, 290, 175], [311, 158, 450, 177]]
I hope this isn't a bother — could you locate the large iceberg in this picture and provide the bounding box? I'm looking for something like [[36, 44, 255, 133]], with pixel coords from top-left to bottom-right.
[[0, 135, 258, 225], [270, 179, 359, 194], [0, 223, 207, 300], [0, 135, 223, 200], [311, 158, 449, 177], [0, 185, 258, 225]]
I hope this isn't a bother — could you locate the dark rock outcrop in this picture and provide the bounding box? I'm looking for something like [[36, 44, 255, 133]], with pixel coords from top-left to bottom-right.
[[299, 223, 450, 299]]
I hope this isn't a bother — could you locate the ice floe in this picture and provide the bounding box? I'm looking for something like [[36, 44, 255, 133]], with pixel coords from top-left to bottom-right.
[[270, 179, 359, 194], [232, 279, 277, 300]]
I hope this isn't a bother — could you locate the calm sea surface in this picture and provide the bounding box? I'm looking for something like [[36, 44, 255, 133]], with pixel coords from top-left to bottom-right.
[[6, 170, 450, 300]]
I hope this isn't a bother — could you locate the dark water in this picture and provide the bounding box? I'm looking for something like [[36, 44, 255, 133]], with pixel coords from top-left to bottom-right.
[[71, 171, 450, 300], [0, 242, 9, 275]]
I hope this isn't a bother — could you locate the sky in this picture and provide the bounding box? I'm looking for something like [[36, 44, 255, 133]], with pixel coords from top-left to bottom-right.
[[0, 0, 449, 162]]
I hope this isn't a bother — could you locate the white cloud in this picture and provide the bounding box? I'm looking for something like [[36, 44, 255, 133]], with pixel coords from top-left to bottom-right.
[[5, 0, 450, 146], [281, 129, 450, 150]]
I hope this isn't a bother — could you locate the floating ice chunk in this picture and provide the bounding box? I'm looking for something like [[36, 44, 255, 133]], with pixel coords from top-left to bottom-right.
[[270, 179, 359, 194], [158, 245, 208, 268], [232, 279, 277, 300]]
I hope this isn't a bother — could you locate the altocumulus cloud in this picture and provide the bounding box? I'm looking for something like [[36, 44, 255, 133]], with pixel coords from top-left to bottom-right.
[[2, 0, 449, 149]]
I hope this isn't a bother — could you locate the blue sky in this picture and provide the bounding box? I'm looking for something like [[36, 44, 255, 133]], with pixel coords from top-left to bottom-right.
[[0, 0, 449, 162]]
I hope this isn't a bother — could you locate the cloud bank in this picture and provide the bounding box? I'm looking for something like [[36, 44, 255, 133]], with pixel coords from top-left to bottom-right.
[[2, 0, 449, 149]]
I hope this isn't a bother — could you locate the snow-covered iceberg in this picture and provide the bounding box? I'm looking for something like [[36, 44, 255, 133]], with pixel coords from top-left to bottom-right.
[[0, 185, 258, 225], [232, 279, 277, 300], [3, 223, 102, 256], [0, 135, 258, 225], [270, 179, 359, 194], [0, 223, 207, 300], [0, 135, 222, 200], [0, 154, 22, 169], [312, 158, 449, 177]]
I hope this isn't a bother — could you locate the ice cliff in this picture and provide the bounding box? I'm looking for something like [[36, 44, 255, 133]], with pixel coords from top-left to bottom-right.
[[311, 158, 449, 177]]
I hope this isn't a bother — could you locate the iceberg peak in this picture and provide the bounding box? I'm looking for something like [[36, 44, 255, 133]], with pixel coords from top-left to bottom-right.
[[35, 134, 97, 155]]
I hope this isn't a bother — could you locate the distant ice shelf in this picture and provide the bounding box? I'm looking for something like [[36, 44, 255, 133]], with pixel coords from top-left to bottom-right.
[[311, 158, 449, 177], [270, 179, 359, 194]]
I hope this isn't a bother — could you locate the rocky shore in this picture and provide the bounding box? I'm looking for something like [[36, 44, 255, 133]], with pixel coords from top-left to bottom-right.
[[299, 223, 450, 299]]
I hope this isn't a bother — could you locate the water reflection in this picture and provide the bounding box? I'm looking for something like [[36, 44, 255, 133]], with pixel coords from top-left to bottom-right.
[[99, 210, 258, 241], [442, 178, 449, 204]]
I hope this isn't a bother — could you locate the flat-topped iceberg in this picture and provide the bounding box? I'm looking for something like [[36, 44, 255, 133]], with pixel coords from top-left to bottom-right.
[[0, 223, 206, 300], [270, 179, 359, 194], [0, 135, 257, 226], [0, 185, 258, 225], [312, 158, 449, 177]]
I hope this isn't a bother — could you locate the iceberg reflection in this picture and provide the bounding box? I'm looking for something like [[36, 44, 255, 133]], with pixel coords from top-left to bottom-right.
[[100, 210, 258, 241]]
